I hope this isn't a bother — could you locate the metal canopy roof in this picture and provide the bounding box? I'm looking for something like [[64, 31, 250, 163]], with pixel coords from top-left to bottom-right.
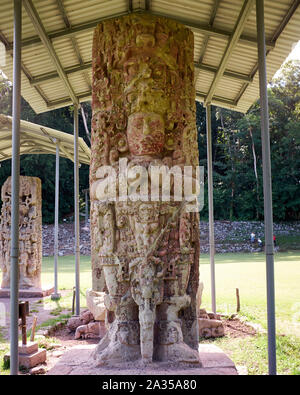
[[0, 113, 91, 164], [0, 0, 300, 114]]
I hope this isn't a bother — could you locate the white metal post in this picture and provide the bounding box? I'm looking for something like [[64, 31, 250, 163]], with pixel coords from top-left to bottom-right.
[[256, 0, 277, 375], [206, 104, 216, 314], [74, 104, 80, 316], [10, 0, 22, 376], [85, 189, 89, 226], [51, 142, 60, 300]]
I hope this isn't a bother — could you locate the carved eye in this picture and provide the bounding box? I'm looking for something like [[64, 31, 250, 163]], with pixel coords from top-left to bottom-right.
[[127, 92, 137, 103], [127, 64, 137, 75], [149, 120, 159, 129], [133, 119, 143, 128], [152, 69, 162, 79]]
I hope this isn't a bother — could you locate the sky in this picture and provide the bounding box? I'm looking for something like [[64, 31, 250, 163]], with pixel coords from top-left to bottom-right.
[[273, 40, 300, 78], [286, 40, 300, 61]]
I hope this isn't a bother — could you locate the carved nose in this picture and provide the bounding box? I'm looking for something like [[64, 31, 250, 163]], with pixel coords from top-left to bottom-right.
[[143, 120, 150, 135]]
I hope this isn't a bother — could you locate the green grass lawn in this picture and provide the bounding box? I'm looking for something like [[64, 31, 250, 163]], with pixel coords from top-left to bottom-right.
[[199, 251, 300, 336], [199, 251, 300, 375], [42, 255, 92, 294], [1, 251, 300, 375]]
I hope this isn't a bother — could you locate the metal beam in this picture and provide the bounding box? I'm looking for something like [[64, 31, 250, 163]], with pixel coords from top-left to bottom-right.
[[196, 91, 237, 108], [44, 89, 238, 113], [30, 62, 92, 86], [55, 0, 91, 90], [233, 0, 300, 107], [48, 89, 238, 111], [6, 11, 131, 51], [196, 63, 253, 83], [47, 91, 92, 109], [23, 0, 78, 105], [204, 0, 255, 106], [0, 28, 49, 106], [59, 142, 76, 163], [30, 60, 251, 86], [147, 10, 274, 50], [256, 0, 276, 376], [197, 0, 222, 65], [4, 10, 275, 54], [270, 0, 300, 44]]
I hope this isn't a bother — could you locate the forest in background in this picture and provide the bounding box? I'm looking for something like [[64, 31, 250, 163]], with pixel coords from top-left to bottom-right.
[[0, 60, 299, 224]]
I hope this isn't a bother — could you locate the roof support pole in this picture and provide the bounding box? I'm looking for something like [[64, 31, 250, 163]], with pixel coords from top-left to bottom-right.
[[256, 0, 276, 375], [84, 189, 89, 227], [206, 104, 216, 314], [10, 0, 22, 376], [74, 104, 80, 316], [51, 143, 61, 300]]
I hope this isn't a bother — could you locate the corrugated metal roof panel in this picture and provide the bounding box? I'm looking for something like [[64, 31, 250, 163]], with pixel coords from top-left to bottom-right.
[[151, 0, 214, 25], [201, 37, 228, 67], [0, 0, 299, 114], [214, 0, 245, 31], [0, 114, 91, 164], [214, 76, 244, 100]]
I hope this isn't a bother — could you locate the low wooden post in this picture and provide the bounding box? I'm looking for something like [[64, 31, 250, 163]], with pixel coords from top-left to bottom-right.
[[236, 288, 240, 312], [30, 316, 38, 342], [19, 301, 29, 345], [72, 286, 76, 315]]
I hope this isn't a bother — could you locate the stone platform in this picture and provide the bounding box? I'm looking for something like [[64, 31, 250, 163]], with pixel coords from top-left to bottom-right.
[[47, 344, 238, 375], [0, 285, 54, 298], [5, 341, 47, 369]]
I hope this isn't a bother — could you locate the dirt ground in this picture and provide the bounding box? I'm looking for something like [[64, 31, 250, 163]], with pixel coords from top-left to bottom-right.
[[222, 317, 257, 338]]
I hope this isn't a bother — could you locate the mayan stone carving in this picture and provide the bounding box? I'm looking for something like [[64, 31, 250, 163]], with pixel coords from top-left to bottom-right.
[[90, 14, 200, 365], [0, 176, 42, 289]]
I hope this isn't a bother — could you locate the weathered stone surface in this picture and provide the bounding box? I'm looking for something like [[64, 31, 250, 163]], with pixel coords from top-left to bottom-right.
[[19, 348, 47, 369], [66, 309, 106, 340], [86, 289, 106, 321], [198, 344, 236, 370], [47, 364, 73, 376], [29, 365, 47, 375], [196, 282, 204, 313], [66, 310, 94, 333], [75, 321, 106, 340], [90, 13, 200, 366], [198, 318, 225, 338], [67, 316, 83, 332], [46, 344, 237, 375], [0, 286, 54, 298], [197, 283, 224, 339], [18, 341, 38, 355], [0, 176, 43, 290], [198, 308, 225, 339]]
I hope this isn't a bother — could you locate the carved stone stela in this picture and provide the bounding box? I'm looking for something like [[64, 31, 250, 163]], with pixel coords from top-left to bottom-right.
[[90, 14, 200, 365], [0, 176, 42, 290]]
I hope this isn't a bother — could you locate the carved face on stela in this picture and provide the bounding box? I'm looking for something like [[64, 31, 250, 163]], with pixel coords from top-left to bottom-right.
[[121, 18, 186, 158], [91, 14, 195, 176]]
